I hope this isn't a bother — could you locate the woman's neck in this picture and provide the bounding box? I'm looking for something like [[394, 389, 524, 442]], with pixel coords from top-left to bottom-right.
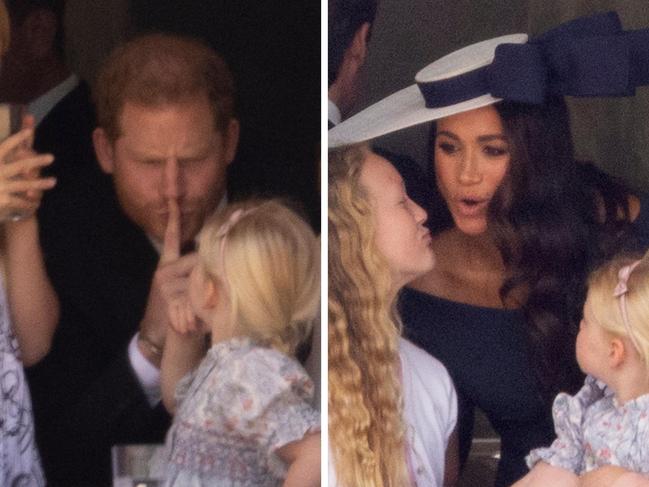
[[443, 227, 504, 272], [409, 227, 520, 309]]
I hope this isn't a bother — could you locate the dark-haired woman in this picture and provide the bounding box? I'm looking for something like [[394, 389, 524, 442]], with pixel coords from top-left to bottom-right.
[[398, 97, 644, 487]]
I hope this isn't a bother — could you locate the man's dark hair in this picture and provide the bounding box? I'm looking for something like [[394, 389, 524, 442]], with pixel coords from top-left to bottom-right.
[[6, 0, 66, 55], [328, 0, 377, 86]]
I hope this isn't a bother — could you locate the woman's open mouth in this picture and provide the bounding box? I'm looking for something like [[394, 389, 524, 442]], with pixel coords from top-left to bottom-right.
[[456, 198, 488, 217]]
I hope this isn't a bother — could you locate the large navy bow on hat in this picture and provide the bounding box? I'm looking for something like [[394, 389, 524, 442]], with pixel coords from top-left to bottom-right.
[[418, 11, 649, 107]]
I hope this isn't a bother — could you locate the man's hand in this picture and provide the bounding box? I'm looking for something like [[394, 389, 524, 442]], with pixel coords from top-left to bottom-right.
[[138, 198, 197, 365]]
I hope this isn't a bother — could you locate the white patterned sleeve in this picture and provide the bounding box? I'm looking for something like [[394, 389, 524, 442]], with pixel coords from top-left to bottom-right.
[[526, 376, 604, 474], [632, 406, 649, 475], [228, 349, 320, 451], [173, 368, 198, 408]]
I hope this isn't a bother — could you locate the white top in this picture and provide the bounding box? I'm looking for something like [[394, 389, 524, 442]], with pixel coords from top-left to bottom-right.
[[329, 338, 457, 486], [0, 274, 45, 485]]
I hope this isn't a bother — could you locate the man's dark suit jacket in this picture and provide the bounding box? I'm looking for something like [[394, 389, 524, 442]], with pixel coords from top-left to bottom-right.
[[28, 82, 170, 486]]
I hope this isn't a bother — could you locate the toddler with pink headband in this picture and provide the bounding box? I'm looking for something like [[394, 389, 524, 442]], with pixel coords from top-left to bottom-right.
[[159, 199, 321, 487], [514, 252, 649, 487]]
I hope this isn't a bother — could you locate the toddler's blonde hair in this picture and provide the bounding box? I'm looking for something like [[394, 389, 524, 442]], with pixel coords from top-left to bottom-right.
[[198, 199, 319, 355], [587, 249, 649, 374]]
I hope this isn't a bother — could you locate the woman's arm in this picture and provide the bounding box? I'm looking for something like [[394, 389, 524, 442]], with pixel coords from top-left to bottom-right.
[[5, 216, 59, 366], [1, 126, 59, 366], [277, 431, 321, 487]]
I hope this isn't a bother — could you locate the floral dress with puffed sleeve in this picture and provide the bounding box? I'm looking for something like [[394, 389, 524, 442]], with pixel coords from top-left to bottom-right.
[[163, 336, 320, 487], [527, 375, 649, 476], [0, 275, 45, 486]]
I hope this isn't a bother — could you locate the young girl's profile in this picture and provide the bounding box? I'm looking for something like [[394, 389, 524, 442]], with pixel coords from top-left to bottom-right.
[[515, 251, 649, 487], [160, 199, 320, 487]]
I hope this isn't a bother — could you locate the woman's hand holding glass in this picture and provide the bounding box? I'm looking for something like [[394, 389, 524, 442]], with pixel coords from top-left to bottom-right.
[[0, 126, 56, 222]]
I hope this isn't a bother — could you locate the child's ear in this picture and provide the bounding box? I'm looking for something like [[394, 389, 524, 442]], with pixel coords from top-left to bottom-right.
[[609, 337, 626, 368], [203, 278, 220, 309]]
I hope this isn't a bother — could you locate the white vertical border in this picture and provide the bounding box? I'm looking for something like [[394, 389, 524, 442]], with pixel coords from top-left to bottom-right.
[[320, 0, 329, 484]]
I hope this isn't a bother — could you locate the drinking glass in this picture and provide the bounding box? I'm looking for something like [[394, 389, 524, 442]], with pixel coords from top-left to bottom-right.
[[0, 103, 35, 221], [111, 444, 166, 487]]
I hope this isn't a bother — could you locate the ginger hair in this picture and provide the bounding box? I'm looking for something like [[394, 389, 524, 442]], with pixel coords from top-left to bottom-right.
[[94, 32, 236, 142], [328, 145, 410, 486], [198, 199, 319, 356]]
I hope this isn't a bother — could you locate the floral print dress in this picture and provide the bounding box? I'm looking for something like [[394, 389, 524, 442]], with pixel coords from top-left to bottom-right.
[[163, 336, 319, 486], [527, 375, 649, 476], [0, 275, 44, 486]]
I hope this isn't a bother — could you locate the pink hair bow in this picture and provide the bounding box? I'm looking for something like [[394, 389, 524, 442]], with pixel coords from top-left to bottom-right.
[[216, 208, 255, 270], [613, 260, 641, 353]]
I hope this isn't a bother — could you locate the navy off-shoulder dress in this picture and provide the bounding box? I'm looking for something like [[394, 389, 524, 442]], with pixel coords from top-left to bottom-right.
[[399, 290, 553, 487]]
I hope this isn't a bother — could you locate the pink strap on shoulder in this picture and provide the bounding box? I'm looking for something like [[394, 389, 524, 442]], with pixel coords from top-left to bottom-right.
[[613, 260, 642, 353]]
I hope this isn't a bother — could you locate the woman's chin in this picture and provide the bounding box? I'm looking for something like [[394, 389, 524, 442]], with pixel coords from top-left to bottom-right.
[[452, 216, 489, 237]]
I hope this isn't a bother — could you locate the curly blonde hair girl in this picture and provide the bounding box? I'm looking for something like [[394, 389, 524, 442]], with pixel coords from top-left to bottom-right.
[[328, 145, 410, 486]]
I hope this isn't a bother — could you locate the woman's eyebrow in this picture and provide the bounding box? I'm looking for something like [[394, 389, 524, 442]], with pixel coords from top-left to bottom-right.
[[477, 134, 508, 143], [436, 130, 459, 140], [436, 131, 508, 143]]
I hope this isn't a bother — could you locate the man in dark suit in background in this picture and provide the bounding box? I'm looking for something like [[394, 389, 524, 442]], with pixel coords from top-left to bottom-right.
[[328, 0, 433, 213], [0, 0, 98, 184], [26, 33, 239, 486], [328, 0, 377, 127], [0, 0, 113, 251]]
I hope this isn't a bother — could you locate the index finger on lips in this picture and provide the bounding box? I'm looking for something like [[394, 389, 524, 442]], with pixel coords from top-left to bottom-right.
[[161, 199, 181, 264]]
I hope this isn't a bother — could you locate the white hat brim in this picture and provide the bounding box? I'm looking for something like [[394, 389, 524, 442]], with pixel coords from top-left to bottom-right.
[[328, 86, 501, 148], [328, 33, 530, 148]]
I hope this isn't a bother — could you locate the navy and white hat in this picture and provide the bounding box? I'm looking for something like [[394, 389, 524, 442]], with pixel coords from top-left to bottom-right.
[[329, 11, 649, 148]]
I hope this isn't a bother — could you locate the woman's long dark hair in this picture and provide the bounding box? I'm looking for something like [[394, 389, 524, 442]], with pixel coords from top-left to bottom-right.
[[427, 97, 635, 398]]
